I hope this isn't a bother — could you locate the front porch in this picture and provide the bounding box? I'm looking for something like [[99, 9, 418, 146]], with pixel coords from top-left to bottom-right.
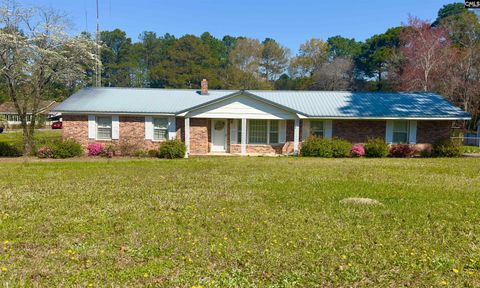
[[183, 118, 300, 157]]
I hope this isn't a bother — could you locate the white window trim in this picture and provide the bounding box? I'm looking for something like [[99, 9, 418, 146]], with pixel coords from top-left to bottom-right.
[[386, 120, 417, 144], [96, 116, 113, 141], [152, 117, 169, 142]]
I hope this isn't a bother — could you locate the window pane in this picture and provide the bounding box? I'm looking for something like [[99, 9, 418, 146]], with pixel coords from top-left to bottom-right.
[[97, 128, 112, 139], [393, 132, 408, 143], [393, 121, 408, 132], [153, 118, 168, 129], [237, 119, 242, 144], [154, 129, 168, 141], [248, 120, 267, 144], [269, 121, 279, 144], [153, 118, 169, 141], [97, 117, 112, 139], [393, 121, 408, 143], [310, 120, 324, 138], [97, 117, 112, 128]]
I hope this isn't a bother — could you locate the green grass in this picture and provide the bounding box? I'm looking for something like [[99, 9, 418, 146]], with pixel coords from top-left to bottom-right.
[[0, 130, 61, 145], [463, 146, 480, 154], [0, 157, 479, 286]]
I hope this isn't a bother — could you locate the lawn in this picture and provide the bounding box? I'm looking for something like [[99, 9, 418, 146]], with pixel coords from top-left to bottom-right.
[[0, 157, 479, 287], [0, 130, 61, 145]]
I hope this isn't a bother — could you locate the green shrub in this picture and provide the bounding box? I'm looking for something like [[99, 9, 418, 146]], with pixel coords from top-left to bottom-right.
[[158, 140, 186, 159], [330, 138, 352, 158], [364, 138, 388, 158], [0, 142, 22, 157], [37, 139, 83, 159], [147, 149, 159, 158], [432, 139, 462, 157], [300, 136, 332, 157], [133, 149, 148, 157], [300, 136, 351, 158], [420, 149, 432, 158]]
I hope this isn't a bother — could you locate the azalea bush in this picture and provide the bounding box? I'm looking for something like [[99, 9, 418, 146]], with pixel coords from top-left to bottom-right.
[[36, 146, 53, 158], [389, 144, 414, 158], [159, 140, 186, 159], [351, 144, 365, 157], [87, 143, 104, 156], [364, 138, 388, 158], [300, 137, 351, 158], [36, 139, 83, 159]]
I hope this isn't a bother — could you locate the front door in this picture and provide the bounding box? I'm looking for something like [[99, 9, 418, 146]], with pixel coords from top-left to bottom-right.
[[211, 119, 226, 152]]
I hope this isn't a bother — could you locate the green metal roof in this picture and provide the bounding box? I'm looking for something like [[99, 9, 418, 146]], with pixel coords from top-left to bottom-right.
[[54, 87, 471, 120]]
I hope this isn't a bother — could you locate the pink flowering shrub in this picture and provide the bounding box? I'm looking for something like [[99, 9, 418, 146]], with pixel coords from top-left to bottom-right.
[[351, 144, 365, 157], [389, 144, 414, 158], [87, 143, 104, 156], [37, 146, 53, 158]]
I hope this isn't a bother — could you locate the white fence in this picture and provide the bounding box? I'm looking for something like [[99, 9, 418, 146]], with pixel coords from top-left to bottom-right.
[[452, 133, 480, 146]]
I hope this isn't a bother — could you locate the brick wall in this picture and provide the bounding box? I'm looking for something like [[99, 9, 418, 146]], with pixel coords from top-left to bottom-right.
[[230, 144, 285, 155], [62, 115, 453, 156], [333, 120, 386, 143], [417, 120, 452, 144], [189, 118, 210, 155], [62, 115, 89, 146], [62, 115, 181, 155]]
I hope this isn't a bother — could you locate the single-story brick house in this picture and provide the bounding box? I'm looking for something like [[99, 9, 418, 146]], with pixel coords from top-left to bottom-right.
[[54, 80, 470, 156]]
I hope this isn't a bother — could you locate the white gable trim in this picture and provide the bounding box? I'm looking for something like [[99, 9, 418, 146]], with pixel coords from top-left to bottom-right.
[[185, 93, 299, 120]]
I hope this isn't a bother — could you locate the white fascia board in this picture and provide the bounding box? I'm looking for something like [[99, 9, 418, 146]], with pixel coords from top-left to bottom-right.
[[57, 111, 175, 116], [303, 116, 470, 120]]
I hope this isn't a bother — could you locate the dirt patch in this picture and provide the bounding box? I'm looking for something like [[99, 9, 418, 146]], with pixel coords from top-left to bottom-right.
[[340, 197, 383, 206]]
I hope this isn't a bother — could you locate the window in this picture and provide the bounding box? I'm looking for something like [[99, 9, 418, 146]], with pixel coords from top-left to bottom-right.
[[247, 120, 280, 144], [310, 120, 324, 137], [248, 120, 268, 144], [269, 120, 279, 144], [96, 116, 112, 140], [153, 118, 169, 141], [237, 119, 242, 143], [393, 120, 409, 143]]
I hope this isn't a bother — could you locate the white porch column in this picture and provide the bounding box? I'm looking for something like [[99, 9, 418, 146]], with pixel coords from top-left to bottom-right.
[[293, 118, 300, 155], [184, 117, 190, 158], [241, 118, 247, 155]]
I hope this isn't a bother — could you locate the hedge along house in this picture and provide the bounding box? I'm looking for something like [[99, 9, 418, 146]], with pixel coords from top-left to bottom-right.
[[54, 80, 470, 156]]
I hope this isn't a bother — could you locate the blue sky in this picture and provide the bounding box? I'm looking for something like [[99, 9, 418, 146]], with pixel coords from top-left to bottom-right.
[[27, 0, 455, 52]]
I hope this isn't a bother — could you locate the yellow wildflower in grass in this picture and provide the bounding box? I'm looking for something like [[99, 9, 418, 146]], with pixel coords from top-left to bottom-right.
[[452, 268, 459, 273], [341, 255, 347, 259], [188, 258, 193, 263], [88, 284, 93, 287], [143, 273, 149, 278], [347, 263, 352, 267], [441, 280, 447, 285], [467, 271, 474, 275], [1, 267, 7, 272], [3, 240, 9, 245]]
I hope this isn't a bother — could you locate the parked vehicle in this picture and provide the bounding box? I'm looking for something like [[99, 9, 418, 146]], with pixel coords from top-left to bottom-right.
[[51, 121, 62, 129]]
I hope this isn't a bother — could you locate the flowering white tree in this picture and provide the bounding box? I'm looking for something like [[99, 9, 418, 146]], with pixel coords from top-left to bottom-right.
[[0, 0, 97, 155]]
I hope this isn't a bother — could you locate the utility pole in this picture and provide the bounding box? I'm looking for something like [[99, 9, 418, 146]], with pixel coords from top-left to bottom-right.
[[95, 0, 102, 87]]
